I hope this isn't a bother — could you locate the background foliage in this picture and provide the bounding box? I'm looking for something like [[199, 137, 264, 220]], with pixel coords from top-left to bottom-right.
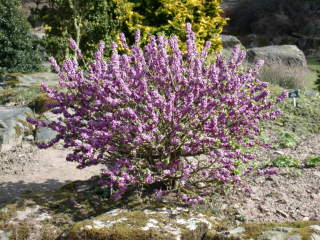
[[32, 0, 227, 62], [126, 0, 227, 51], [228, 0, 320, 37], [33, 0, 132, 63], [0, 0, 42, 74]]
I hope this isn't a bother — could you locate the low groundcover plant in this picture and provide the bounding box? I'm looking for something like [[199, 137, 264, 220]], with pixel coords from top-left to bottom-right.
[[28, 24, 287, 204]]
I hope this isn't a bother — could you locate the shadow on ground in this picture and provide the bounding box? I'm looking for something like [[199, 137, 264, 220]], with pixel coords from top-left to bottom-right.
[[0, 179, 71, 207]]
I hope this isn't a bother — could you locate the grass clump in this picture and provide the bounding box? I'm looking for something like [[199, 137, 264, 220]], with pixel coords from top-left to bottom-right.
[[305, 156, 320, 167], [272, 156, 301, 168], [258, 64, 309, 90], [276, 132, 298, 148]]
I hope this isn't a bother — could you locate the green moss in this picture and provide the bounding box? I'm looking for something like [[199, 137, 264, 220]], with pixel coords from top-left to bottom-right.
[[68, 223, 166, 240], [291, 226, 313, 240], [242, 221, 320, 240], [68, 211, 170, 240]]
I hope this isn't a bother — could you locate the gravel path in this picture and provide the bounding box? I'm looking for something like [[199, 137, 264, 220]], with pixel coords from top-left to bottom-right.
[[0, 134, 320, 222]]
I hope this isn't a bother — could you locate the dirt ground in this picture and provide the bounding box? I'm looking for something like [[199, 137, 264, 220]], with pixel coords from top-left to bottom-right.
[[0, 134, 320, 222]]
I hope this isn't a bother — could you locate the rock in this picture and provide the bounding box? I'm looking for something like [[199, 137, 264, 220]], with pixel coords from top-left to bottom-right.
[[257, 230, 288, 240], [66, 208, 216, 240], [304, 90, 319, 97], [272, 227, 294, 233], [225, 226, 245, 236], [311, 233, 320, 240], [246, 45, 307, 67], [0, 107, 33, 152], [314, 172, 320, 178], [35, 111, 60, 144], [1, 72, 58, 88], [221, 35, 242, 49], [311, 225, 320, 233], [286, 234, 302, 240], [0, 231, 9, 240], [12, 205, 51, 222], [24, 135, 34, 141]]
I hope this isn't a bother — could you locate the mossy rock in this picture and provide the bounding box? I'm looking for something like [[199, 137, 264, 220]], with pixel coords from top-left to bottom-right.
[[66, 209, 213, 240], [28, 93, 58, 113], [0, 73, 23, 87], [242, 221, 320, 240]]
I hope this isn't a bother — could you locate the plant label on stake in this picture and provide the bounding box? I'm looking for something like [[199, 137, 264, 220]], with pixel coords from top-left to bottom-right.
[[289, 90, 299, 107]]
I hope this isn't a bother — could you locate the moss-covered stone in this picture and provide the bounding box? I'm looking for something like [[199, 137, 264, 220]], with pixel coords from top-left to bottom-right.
[[0, 73, 23, 87], [66, 209, 215, 240], [28, 93, 58, 114]]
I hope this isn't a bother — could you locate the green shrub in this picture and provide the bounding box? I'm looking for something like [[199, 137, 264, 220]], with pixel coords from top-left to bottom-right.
[[0, 0, 43, 74], [272, 156, 301, 168], [33, 0, 132, 63], [305, 156, 320, 167]]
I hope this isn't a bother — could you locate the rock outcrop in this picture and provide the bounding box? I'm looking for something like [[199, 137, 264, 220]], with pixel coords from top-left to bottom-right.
[[0, 107, 33, 151]]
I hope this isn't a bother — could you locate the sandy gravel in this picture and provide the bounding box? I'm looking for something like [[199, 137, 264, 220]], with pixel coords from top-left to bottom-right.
[[0, 143, 100, 205]]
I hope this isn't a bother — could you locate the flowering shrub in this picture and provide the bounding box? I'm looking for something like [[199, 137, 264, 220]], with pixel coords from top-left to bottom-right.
[[28, 24, 287, 203]]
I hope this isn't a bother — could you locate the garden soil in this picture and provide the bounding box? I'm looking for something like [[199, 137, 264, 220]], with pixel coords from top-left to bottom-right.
[[0, 134, 320, 222]]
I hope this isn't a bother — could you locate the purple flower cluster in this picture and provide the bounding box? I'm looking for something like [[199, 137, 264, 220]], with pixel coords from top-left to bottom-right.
[[28, 23, 287, 202]]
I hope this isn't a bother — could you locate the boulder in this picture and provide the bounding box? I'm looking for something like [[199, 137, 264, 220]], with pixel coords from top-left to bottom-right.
[[246, 45, 307, 67], [220, 35, 244, 60], [0, 107, 33, 152], [35, 111, 60, 145], [221, 35, 242, 49]]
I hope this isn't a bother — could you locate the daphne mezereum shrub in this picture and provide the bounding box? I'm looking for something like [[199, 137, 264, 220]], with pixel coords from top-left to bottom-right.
[[28, 24, 287, 204]]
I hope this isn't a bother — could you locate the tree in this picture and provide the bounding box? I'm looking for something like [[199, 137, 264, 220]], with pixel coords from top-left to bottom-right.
[[0, 0, 42, 74], [126, 0, 227, 52], [33, 0, 132, 63]]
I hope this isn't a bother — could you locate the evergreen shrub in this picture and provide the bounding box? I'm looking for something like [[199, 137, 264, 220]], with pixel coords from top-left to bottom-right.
[[0, 0, 42, 74]]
